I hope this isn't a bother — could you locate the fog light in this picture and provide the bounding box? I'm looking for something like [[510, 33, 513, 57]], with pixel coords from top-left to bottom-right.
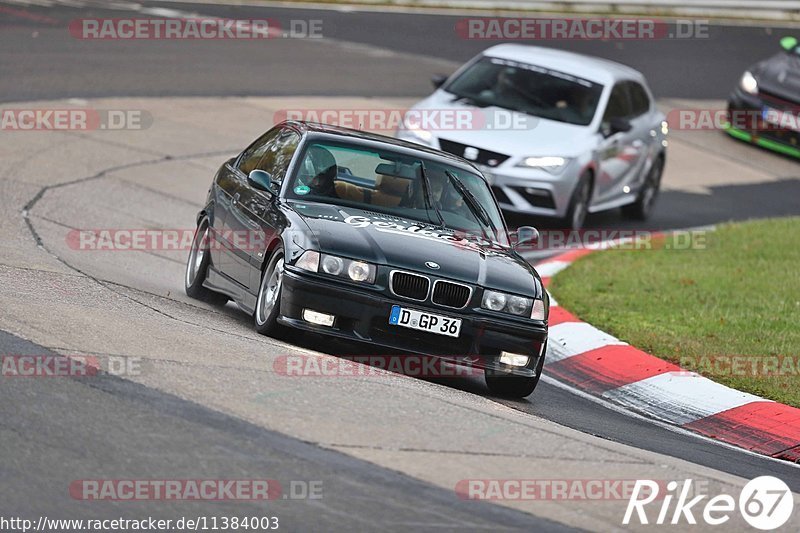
[[499, 352, 529, 367], [302, 309, 335, 327]]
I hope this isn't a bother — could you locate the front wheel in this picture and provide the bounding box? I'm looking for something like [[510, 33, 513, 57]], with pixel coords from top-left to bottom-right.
[[485, 349, 546, 398], [562, 171, 592, 230], [254, 247, 286, 337], [622, 156, 664, 220]]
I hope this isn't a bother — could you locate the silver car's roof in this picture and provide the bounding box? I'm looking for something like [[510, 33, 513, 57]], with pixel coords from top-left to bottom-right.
[[481, 44, 644, 86]]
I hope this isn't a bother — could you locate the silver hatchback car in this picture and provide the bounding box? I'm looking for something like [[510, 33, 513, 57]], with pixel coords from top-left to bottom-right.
[[396, 44, 668, 229]]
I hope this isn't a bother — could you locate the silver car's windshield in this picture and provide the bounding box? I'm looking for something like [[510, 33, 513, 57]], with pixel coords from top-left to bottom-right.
[[445, 57, 603, 126], [287, 140, 508, 245]]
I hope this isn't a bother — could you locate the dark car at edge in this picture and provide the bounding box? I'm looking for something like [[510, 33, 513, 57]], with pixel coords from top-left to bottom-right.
[[185, 121, 549, 397], [727, 35, 800, 158]]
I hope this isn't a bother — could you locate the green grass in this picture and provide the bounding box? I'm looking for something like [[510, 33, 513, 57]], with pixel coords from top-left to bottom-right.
[[549, 218, 800, 407]]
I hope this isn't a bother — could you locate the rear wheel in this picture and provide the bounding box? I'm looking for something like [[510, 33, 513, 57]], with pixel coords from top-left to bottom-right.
[[185, 217, 228, 305], [255, 247, 286, 337], [562, 171, 592, 230], [484, 348, 546, 398], [622, 156, 664, 220]]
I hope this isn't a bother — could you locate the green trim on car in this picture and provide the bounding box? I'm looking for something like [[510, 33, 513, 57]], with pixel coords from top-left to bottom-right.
[[723, 122, 800, 159]]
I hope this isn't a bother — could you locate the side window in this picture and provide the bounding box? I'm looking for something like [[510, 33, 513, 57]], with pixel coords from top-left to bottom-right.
[[627, 82, 651, 117], [237, 128, 280, 175], [256, 130, 300, 188], [602, 83, 632, 122]]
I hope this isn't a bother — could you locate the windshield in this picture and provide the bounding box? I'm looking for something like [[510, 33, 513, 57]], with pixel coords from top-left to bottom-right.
[[287, 140, 508, 245], [445, 56, 603, 126]]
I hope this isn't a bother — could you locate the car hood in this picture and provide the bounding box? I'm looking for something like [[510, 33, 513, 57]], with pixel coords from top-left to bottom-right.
[[753, 52, 800, 102], [288, 201, 542, 297], [410, 91, 596, 157]]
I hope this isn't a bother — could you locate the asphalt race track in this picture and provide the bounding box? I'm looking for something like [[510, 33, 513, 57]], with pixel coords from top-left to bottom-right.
[[1, 1, 800, 531]]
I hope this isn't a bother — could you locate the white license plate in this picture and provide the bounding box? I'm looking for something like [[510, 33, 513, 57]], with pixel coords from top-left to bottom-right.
[[389, 305, 462, 338]]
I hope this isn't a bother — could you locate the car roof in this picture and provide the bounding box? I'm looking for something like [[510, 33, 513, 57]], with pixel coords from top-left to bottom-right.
[[480, 44, 644, 86], [282, 120, 482, 172]]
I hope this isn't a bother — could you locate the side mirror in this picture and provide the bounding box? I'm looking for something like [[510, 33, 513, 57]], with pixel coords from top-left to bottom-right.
[[514, 226, 539, 249], [431, 74, 448, 89], [780, 35, 798, 52], [602, 117, 632, 137], [247, 169, 276, 195]]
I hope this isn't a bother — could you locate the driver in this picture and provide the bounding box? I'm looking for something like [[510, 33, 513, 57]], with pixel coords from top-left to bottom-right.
[[305, 145, 339, 198]]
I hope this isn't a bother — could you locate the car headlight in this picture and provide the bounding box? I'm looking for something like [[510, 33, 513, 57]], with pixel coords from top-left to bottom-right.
[[321, 255, 344, 275], [296, 251, 376, 284], [481, 289, 542, 318], [347, 261, 372, 282], [482, 290, 507, 311], [740, 71, 758, 95], [515, 156, 571, 174], [406, 124, 433, 143]]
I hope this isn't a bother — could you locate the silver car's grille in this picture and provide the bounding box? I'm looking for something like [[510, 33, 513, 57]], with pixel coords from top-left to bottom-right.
[[438, 139, 510, 167], [390, 272, 430, 301], [431, 280, 472, 308]]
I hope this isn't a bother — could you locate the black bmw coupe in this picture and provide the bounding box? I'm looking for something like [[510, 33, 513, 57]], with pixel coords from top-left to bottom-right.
[[185, 121, 548, 397]]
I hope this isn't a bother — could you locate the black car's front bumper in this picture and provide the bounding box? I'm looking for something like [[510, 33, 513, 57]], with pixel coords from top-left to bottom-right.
[[726, 87, 800, 158], [278, 268, 547, 377]]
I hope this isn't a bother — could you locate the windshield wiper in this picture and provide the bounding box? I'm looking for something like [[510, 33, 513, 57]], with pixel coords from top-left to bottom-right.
[[418, 161, 447, 229], [444, 170, 498, 240]]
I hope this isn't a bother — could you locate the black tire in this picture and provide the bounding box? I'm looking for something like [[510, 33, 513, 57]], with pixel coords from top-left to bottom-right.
[[485, 347, 546, 398], [562, 171, 592, 230], [622, 155, 664, 220], [254, 246, 287, 337], [185, 217, 228, 305]]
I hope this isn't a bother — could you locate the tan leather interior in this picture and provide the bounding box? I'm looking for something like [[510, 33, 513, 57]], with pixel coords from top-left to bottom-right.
[[372, 175, 409, 207], [334, 175, 410, 207], [335, 181, 367, 202]]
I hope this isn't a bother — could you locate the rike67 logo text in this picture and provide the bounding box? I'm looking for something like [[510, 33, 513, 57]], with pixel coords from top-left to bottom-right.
[[624, 476, 794, 530]]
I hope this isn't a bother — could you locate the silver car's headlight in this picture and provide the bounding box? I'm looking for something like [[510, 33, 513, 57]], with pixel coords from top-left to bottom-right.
[[403, 123, 433, 144], [296, 251, 376, 284], [740, 71, 758, 95], [515, 156, 571, 174], [481, 289, 543, 319]]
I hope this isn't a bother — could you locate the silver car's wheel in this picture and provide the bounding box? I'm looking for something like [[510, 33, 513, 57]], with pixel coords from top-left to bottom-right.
[[563, 172, 592, 230], [622, 156, 664, 221], [255, 248, 287, 337]]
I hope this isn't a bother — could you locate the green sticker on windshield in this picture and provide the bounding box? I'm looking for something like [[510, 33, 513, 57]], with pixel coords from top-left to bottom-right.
[[294, 185, 311, 195]]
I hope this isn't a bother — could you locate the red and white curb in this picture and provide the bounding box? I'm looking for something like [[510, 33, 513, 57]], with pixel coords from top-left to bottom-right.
[[536, 248, 800, 464]]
